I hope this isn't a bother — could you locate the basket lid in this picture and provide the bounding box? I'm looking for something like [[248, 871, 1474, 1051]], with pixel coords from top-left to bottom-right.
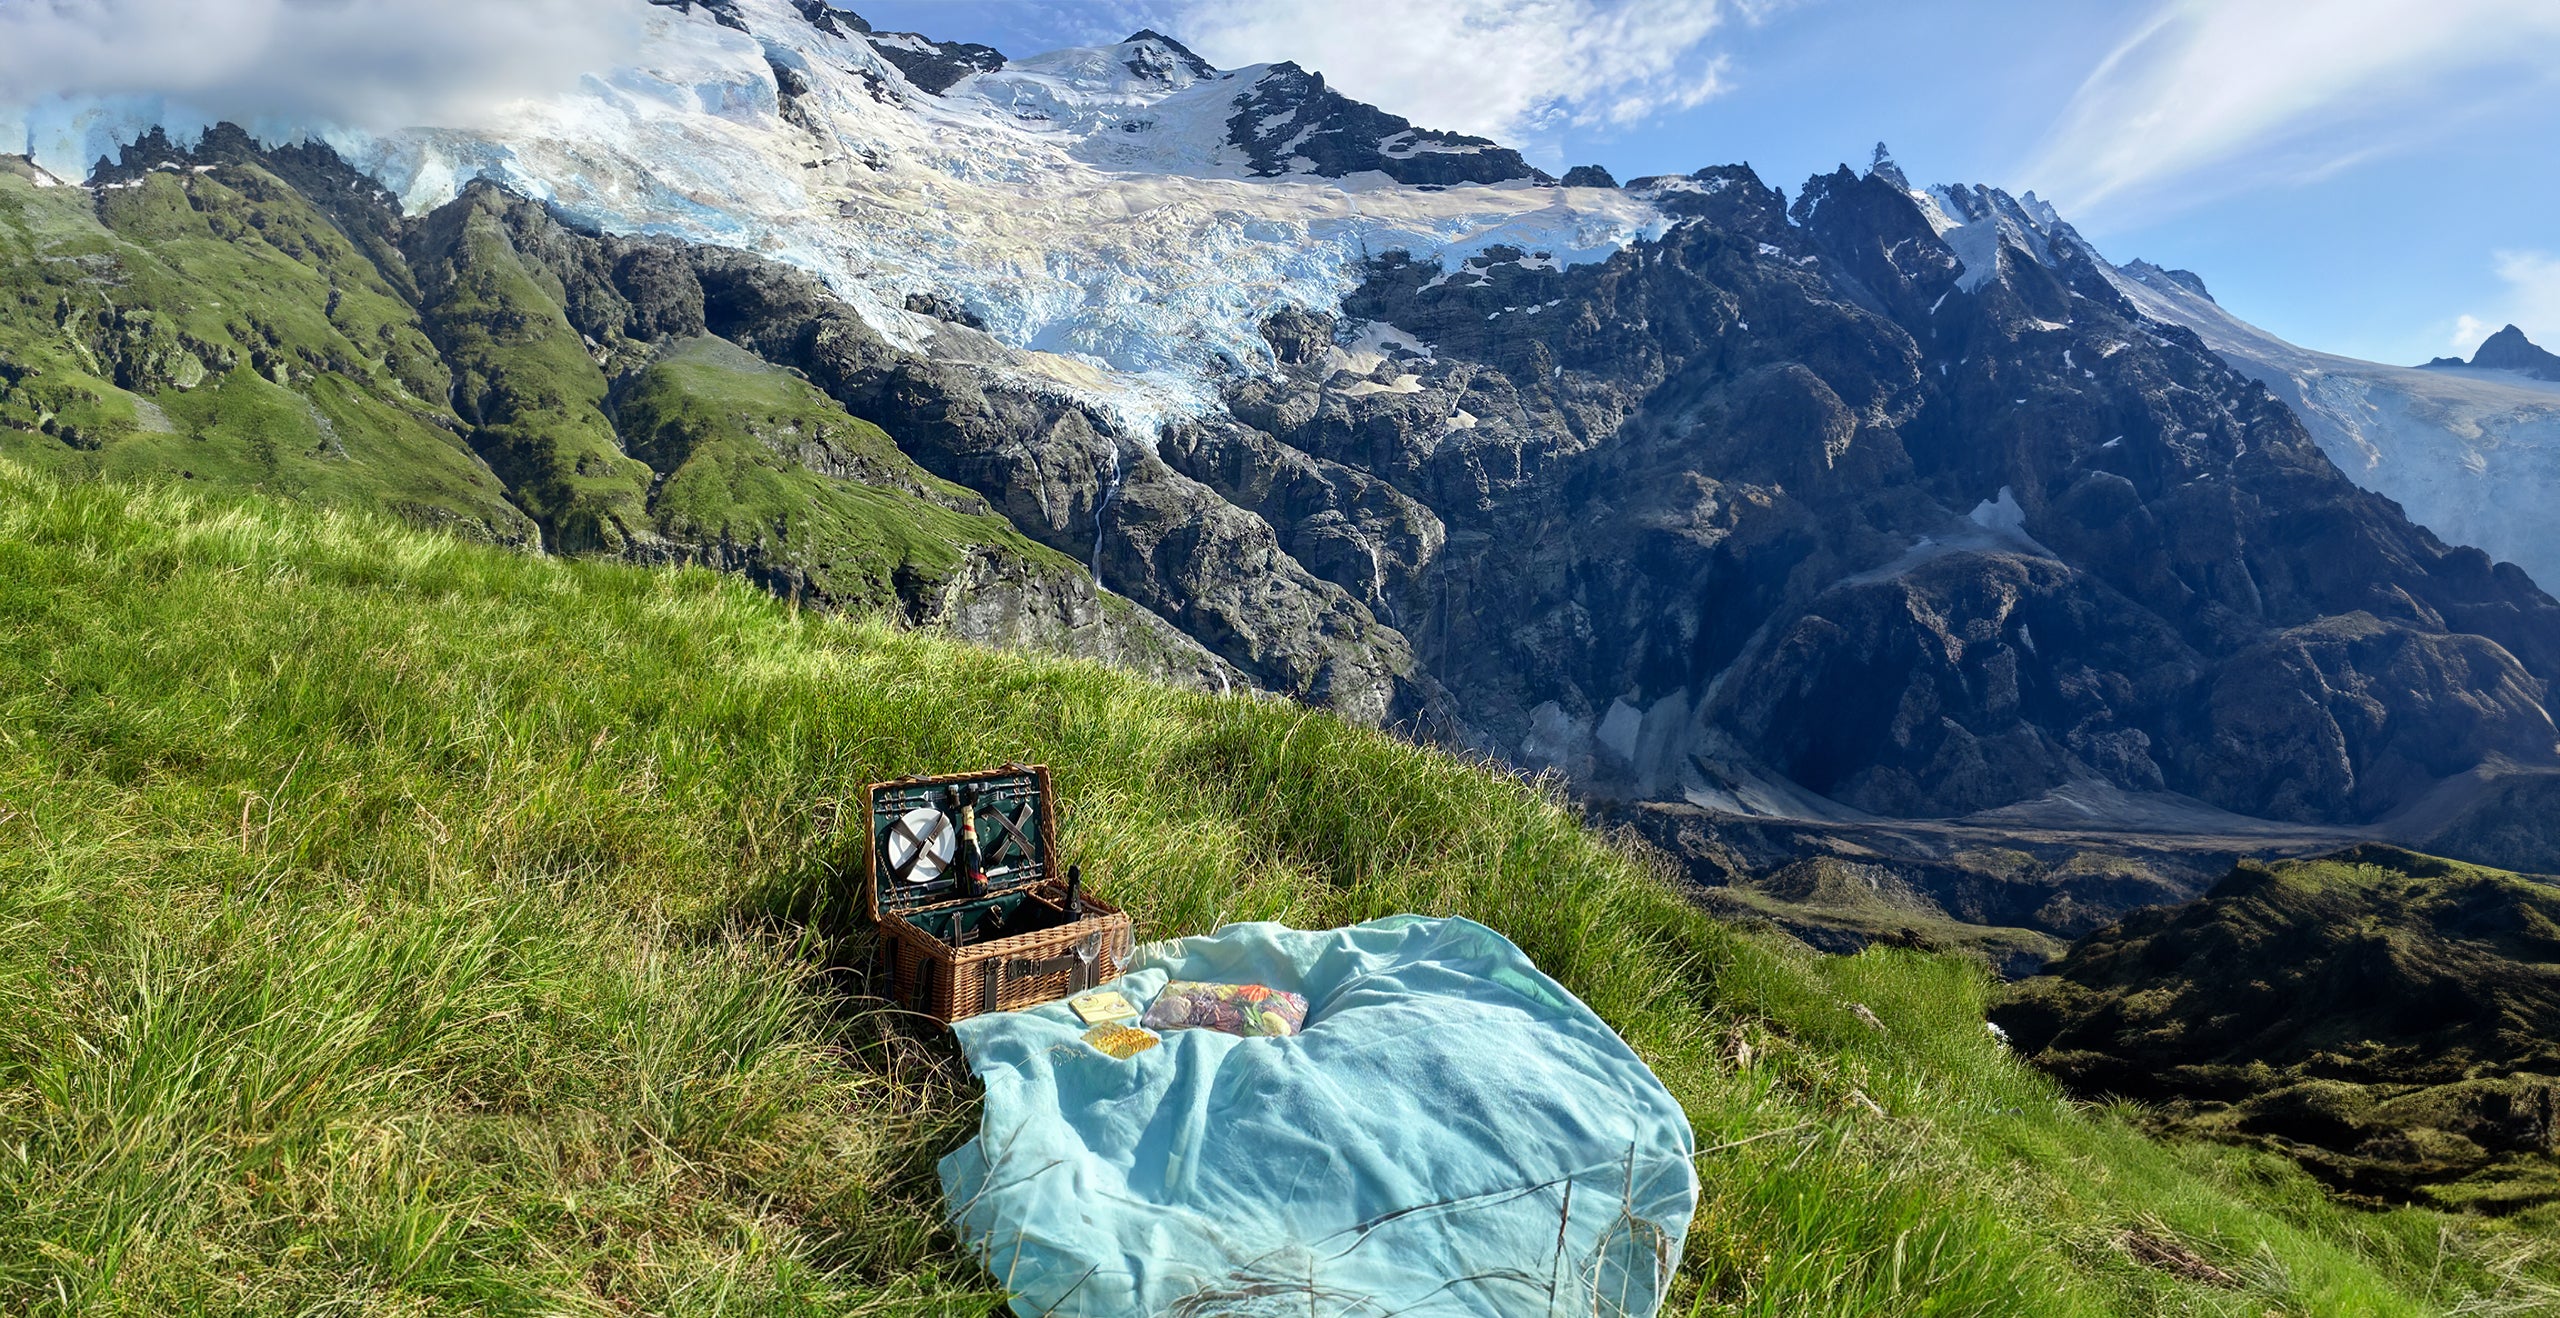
[[862, 765, 1055, 920]]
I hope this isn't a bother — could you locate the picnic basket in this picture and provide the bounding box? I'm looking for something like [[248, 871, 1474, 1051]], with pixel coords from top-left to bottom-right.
[[860, 765, 1133, 1024]]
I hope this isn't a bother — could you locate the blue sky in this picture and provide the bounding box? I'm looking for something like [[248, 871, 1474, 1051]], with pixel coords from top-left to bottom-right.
[[852, 0, 2560, 368]]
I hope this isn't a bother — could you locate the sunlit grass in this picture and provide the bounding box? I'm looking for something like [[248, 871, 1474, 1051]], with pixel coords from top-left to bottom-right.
[[0, 461, 2549, 1314]]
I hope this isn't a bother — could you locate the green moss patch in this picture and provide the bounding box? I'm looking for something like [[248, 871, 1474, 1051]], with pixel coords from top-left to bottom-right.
[[1997, 844, 2560, 1214]]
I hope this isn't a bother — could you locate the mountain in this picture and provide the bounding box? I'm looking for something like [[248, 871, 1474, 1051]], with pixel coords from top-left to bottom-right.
[[14, 459, 2550, 1313], [2435, 323, 2560, 382], [9, 2, 2560, 946], [1996, 845, 2560, 1213], [2110, 265, 2560, 593], [0, 126, 1231, 694]]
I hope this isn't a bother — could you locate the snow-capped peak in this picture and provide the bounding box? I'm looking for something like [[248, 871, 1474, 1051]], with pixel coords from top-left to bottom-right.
[[1901, 176, 2081, 293], [1116, 30, 1223, 85], [39, 0, 1654, 434]]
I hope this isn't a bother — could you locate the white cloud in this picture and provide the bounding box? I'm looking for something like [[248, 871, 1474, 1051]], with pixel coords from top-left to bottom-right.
[[2025, 0, 2560, 220], [2451, 250, 2560, 354], [0, 0, 644, 131], [1168, 0, 1737, 153]]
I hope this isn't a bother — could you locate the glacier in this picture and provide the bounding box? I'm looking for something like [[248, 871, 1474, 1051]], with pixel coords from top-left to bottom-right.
[[9, 0, 1671, 436], [2108, 262, 2560, 591]]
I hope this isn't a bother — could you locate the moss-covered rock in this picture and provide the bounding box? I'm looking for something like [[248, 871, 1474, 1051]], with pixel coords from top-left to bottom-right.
[[1995, 844, 2560, 1211]]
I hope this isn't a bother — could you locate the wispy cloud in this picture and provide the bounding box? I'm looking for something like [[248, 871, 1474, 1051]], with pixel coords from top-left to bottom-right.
[[0, 0, 643, 130], [2025, 0, 2560, 220], [2451, 250, 2560, 354], [1169, 0, 1740, 155]]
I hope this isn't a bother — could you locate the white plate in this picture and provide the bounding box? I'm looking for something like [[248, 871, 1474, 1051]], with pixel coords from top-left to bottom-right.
[[885, 806, 958, 884]]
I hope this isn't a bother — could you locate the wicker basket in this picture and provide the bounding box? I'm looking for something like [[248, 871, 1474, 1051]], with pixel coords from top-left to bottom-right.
[[860, 765, 1134, 1025]]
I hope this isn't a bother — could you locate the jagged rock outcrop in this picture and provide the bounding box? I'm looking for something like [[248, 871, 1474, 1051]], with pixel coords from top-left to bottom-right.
[[1225, 62, 1547, 186], [1211, 156, 2560, 830], [644, 0, 751, 34], [1119, 30, 1219, 83], [862, 26, 1005, 94], [787, 0, 869, 39]]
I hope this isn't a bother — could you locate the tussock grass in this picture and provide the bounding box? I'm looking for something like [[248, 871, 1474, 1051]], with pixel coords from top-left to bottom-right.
[[0, 462, 2550, 1315]]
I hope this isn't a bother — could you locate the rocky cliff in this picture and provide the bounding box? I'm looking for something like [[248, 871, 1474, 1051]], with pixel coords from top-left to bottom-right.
[[1224, 160, 2560, 838], [9, 2, 2560, 915]]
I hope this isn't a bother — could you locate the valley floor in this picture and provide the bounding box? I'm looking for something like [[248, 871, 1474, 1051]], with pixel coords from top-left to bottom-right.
[[0, 464, 2553, 1315]]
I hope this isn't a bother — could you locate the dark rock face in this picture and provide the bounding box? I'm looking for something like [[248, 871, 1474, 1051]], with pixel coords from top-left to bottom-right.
[[1225, 63, 1547, 186], [1724, 554, 2197, 816], [1207, 159, 2560, 830], [2120, 259, 2214, 304], [1560, 165, 1619, 189], [789, 0, 869, 37], [680, 249, 1426, 725], [2183, 617, 2556, 822], [1994, 846, 2560, 1210], [1158, 416, 1448, 633], [645, 0, 750, 33], [1119, 30, 1218, 82], [902, 291, 985, 330], [864, 29, 1007, 95], [615, 243, 711, 340], [2439, 324, 2560, 382]]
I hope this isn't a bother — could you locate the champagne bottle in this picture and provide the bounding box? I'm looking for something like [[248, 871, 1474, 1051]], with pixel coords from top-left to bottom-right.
[[955, 786, 984, 901]]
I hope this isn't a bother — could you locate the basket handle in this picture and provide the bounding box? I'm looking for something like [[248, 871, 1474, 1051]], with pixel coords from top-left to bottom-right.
[[980, 932, 1102, 1008]]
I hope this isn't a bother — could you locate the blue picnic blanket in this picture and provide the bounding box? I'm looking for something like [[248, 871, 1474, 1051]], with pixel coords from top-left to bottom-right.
[[938, 916, 1698, 1317]]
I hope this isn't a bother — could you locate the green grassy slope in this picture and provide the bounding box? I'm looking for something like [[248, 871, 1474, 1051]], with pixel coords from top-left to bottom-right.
[[1, 163, 1161, 675], [0, 463, 2551, 1315], [1997, 847, 2560, 1216], [0, 169, 532, 545], [618, 336, 1078, 610], [403, 187, 655, 555]]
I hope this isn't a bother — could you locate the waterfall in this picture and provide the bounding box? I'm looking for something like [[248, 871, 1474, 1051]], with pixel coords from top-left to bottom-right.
[[1091, 442, 1124, 588]]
